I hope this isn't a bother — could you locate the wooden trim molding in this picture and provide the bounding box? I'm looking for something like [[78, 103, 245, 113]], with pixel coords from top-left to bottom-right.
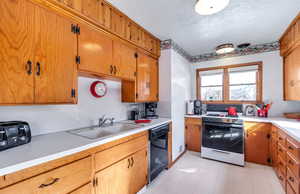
[[196, 61, 263, 104]]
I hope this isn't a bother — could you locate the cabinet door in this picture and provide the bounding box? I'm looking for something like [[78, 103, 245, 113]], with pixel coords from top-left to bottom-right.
[[82, 0, 99, 21], [98, 2, 111, 29], [34, 6, 77, 104], [61, 0, 82, 11], [0, 0, 35, 104], [95, 156, 131, 194], [245, 122, 271, 165], [129, 149, 148, 194], [185, 124, 201, 152], [113, 41, 137, 80], [111, 9, 125, 38], [78, 23, 113, 76], [149, 58, 158, 101], [284, 47, 300, 101], [136, 53, 158, 102]]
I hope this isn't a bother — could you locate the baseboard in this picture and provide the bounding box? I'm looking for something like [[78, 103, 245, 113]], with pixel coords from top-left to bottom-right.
[[167, 149, 187, 169]]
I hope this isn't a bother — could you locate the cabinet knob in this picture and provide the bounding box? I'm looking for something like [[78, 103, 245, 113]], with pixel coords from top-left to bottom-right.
[[36, 62, 41, 76]]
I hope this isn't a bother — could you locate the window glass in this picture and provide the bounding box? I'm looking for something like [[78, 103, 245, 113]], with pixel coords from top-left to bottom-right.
[[201, 86, 222, 101], [229, 71, 256, 85], [201, 74, 223, 86], [230, 85, 256, 101]]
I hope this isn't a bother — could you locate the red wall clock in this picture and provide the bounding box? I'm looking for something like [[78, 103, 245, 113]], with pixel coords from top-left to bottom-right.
[[90, 81, 107, 98]]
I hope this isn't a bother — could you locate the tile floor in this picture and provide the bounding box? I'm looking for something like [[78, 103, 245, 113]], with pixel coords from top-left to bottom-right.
[[144, 151, 285, 194]]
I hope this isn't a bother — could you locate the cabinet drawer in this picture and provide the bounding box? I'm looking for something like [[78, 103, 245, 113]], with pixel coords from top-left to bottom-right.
[[287, 168, 300, 194], [95, 135, 148, 171], [288, 182, 297, 194], [278, 130, 287, 147], [287, 152, 300, 178], [278, 143, 287, 161], [278, 168, 287, 191], [185, 118, 202, 125], [278, 155, 287, 176], [287, 137, 300, 160], [70, 183, 93, 194], [0, 157, 92, 194]]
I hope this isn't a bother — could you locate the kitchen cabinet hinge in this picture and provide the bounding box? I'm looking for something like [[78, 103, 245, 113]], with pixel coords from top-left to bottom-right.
[[76, 25, 80, 35], [136, 93, 138, 98], [267, 134, 271, 139], [75, 55, 81, 64], [71, 89, 76, 98], [134, 53, 138, 58], [267, 158, 271, 163]]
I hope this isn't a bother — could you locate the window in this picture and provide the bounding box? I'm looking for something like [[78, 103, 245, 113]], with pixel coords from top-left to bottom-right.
[[199, 70, 224, 101], [196, 62, 262, 103]]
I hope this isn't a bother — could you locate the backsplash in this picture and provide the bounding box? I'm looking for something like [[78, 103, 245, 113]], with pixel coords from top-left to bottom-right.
[[0, 77, 140, 136]]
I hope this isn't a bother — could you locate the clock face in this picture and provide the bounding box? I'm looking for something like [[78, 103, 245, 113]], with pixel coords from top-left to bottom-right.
[[95, 83, 106, 96], [90, 81, 107, 98]]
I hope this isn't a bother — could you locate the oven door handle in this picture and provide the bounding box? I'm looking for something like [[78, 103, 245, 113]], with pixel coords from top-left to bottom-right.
[[212, 149, 231, 155], [204, 123, 243, 128]]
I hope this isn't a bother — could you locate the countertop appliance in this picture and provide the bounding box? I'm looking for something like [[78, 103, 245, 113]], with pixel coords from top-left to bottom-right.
[[145, 103, 159, 119], [194, 100, 202, 115], [201, 117, 244, 166], [0, 121, 31, 151], [130, 109, 140, 120], [186, 100, 194, 115], [149, 124, 169, 182], [227, 106, 237, 117]]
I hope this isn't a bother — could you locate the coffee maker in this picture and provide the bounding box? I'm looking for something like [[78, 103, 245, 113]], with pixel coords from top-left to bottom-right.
[[145, 103, 159, 119], [194, 100, 202, 115]]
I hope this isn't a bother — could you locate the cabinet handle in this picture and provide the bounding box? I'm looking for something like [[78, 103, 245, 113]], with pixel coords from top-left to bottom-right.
[[288, 146, 293, 150], [289, 176, 294, 182], [110, 65, 114, 74], [131, 157, 134, 167], [128, 158, 131, 168], [36, 62, 41, 76], [26, 60, 32, 75], [288, 160, 294, 165], [39, 178, 60, 188], [114, 66, 117, 75]]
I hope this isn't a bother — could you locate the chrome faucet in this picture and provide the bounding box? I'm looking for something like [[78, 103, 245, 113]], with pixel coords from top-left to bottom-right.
[[98, 115, 115, 127]]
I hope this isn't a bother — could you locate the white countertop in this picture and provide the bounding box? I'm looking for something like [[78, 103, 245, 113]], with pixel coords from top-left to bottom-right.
[[185, 114, 300, 142], [0, 118, 171, 176]]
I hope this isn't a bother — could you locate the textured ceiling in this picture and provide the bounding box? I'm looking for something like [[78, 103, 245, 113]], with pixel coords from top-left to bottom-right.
[[106, 0, 300, 55]]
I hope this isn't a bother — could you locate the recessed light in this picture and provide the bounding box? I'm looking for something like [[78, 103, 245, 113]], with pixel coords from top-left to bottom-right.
[[195, 0, 230, 15], [216, 44, 235, 55]]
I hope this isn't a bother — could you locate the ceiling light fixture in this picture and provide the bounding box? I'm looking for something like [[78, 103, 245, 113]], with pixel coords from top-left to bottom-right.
[[195, 0, 230, 15], [216, 43, 235, 54]]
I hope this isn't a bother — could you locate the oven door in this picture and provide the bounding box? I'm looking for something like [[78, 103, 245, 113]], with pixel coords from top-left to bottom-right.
[[202, 122, 244, 154]]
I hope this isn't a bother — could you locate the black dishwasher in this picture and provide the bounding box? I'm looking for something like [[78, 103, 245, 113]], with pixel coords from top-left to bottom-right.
[[149, 124, 169, 182]]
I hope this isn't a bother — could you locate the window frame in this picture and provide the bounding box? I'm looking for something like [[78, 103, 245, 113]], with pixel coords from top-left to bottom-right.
[[196, 61, 263, 104]]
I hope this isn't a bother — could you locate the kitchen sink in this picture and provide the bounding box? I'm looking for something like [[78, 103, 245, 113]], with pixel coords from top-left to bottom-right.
[[67, 122, 139, 140]]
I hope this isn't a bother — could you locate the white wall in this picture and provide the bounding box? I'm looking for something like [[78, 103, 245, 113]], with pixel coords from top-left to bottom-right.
[[191, 51, 300, 116], [0, 77, 132, 136], [157, 48, 192, 161]]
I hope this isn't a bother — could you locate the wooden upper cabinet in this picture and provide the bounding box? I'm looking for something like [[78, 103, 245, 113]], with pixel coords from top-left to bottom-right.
[[34, 6, 77, 104], [136, 53, 158, 102], [78, 23, 113, 76], [244, 122, 271, 165], [284, 47, 300, 101], [111, 9, 126, 38], [98, 1, 112, 29], [60, 0, 82, 12], [82, 0, 99, 21], [0, 0, 35, 104], [113, 41, 137, 80]]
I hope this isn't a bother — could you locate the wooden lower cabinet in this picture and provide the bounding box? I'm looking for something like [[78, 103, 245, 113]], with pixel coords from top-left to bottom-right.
[[244, 122, 272, 165], [70, 183, 93, 194], [0, 131, 150, 194], [95, 149, 147, 194], [185, 118, 202, 152]]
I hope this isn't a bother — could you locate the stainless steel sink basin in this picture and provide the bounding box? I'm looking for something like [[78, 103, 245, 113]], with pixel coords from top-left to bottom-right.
[[67, 122, 139, 140]]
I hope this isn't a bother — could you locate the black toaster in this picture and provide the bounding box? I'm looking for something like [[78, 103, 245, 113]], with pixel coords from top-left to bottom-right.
[[0, 121, 31, 151]]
